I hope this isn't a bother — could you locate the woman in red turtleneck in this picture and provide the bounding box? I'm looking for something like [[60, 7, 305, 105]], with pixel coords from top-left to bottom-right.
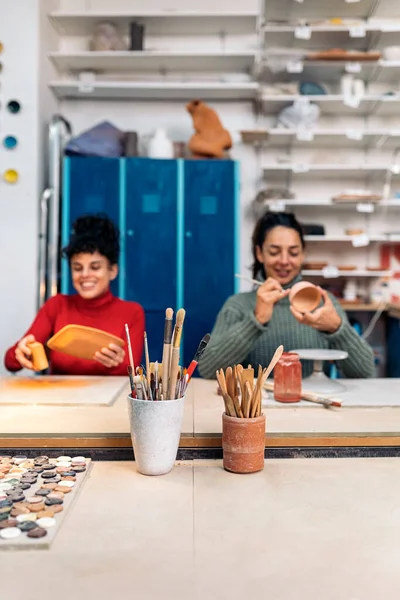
[[4, 215, 145, 376]]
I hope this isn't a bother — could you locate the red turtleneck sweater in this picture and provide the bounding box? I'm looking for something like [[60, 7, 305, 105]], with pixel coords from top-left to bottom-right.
[[4, 290, 145, 376]]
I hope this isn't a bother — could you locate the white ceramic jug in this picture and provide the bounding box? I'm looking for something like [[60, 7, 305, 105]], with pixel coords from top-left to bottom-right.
[[148, 128, 174, 159]]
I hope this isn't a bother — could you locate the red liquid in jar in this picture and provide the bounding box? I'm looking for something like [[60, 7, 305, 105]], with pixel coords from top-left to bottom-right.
[[274, 352, 302, 403]]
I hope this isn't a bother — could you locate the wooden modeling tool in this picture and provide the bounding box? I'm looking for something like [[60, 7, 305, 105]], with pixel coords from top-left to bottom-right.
[[167, 308, 185, 400], [161, 308, 174, 396], [127, 366, 135, 396]]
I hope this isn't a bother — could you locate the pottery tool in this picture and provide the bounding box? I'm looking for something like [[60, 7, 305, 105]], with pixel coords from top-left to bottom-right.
[[235, 273, 262, 287], [263, 382, 342, 408], [161, 308, 174, 395], [143, 332, 152, 400], [167, 308, 185, 400], [124, 323, 135, 375], [216, 369, 236, 417], [185, 333, 211, 382], [155, 361, 159, 400]]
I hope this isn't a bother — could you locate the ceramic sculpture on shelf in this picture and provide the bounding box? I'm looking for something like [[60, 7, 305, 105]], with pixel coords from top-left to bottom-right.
[[148, 128, 174, 159], [90, 22, 126, 51], [186, 100, 232, 158]]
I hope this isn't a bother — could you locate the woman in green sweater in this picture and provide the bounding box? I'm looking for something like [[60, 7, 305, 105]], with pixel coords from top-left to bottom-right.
[[199, 211, 375, 379]]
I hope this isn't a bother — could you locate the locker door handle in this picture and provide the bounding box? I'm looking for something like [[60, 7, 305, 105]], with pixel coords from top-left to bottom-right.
[[185, 231, 192, 238], [127, 229, 134, 236]]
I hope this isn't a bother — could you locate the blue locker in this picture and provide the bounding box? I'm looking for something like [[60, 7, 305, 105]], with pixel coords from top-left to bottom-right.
[[125, 158, 179, 362], [62, 157, 121, 296], [183, 159, 239, 368]]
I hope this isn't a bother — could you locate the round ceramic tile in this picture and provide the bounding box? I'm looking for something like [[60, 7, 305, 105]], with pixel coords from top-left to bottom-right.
[[26, 496, 42, 504], [0, 527, 21, 540], [17, 521, 38, 532], [16, 513, 37, 523], [56, 462, 71, 468], [36, 517, 55, 529], [27, 527, 47, 538], [57, 480, 75, 488], [3, 169, 19, 184], [56, 456, 72, 462], [71, 457, 86, 463]]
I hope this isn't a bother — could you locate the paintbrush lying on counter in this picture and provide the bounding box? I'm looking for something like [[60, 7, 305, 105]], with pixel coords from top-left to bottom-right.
[[263, 382, 342, 408], [216, 345, 284, 418], [125, 310, 211, 401]]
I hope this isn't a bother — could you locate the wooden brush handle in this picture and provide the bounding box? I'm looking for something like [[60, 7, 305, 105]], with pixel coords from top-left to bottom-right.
[[167, 347, 180, 400], [27, 342, 49, 371], [161, 343, 171, 394]]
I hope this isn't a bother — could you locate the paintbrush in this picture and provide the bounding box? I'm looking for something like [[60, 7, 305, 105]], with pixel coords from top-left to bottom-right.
[[167, 308, 185, 400], [143, 332, 152, 400], [124, 323, 135, 375], [185, 333, 211, 383], [263, 382, 342, 408], [161, 308, 174, 396], [127, 365, 135, 396]]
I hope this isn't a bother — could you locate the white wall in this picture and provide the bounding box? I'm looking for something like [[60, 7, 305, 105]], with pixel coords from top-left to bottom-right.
[[0, 0, 43, 372]]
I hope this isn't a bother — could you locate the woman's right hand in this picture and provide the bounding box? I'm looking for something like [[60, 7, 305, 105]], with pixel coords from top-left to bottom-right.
[[254, 278, 289, 325], [15, 334, 36, 370]]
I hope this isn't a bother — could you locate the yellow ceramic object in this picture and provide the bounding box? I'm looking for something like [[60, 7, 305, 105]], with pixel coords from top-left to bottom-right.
[[47, 324, 124, 360]]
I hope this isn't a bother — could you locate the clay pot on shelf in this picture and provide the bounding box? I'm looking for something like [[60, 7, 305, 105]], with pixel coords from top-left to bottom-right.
[[289, 281, 321, 313]]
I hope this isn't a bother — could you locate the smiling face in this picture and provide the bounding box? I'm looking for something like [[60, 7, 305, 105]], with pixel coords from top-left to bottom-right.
[[70, 251, 118, 300], [255, 226, 304, 286]]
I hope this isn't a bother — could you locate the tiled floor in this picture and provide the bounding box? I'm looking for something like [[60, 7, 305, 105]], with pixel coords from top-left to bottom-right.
[[1, 458, 400, 599]]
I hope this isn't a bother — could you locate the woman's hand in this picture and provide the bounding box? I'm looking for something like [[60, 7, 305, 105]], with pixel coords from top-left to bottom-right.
[[94, 343, 125, 369], [290, 288, 342, 333], [254, 277, 289, 325], [15, 334, 36, 370]]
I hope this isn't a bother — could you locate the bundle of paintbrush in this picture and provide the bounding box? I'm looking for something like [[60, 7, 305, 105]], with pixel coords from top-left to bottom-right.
[[216, 365, 271, 418], [125, 308, 211, 401]]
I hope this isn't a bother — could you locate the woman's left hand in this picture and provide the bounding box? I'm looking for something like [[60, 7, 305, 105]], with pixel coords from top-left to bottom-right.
[[290, 288, 342, 333], [94, 343, 125, 368]]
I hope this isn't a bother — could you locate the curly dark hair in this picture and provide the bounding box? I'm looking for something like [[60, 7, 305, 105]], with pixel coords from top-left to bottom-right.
[[251, 211, 305, 279], [62, 214, 120, 265]]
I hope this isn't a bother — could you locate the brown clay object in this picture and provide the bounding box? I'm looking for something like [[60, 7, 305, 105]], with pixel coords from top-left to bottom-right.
[[41, 483, 58, 490], [186, 100, 232, 158], [27, 501, 45, 513], [289, 281, 321, 313], [27, 341, 49, 371], [222, 413, 266, 474], [37, 510, 55, 519], [54, 486, 71, 494]]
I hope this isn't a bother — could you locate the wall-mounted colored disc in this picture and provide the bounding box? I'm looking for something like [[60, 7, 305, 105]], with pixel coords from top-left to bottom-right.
[[7, 100, 21, 114], [3, 169, 19, 184], [3, 136, 17, 150]]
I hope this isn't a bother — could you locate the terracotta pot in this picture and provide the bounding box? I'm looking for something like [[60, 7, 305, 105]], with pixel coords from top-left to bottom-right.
[[289, 281, 321, 313], [222, 413, 266, 474]]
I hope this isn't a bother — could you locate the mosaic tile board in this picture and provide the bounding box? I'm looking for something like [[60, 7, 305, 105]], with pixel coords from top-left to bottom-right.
[[0, 455, 91, 549], [0, 376, 127, 406]]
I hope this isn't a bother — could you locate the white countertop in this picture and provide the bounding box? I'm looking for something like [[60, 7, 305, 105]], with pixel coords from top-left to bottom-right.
[[1, 459, 400, 600]]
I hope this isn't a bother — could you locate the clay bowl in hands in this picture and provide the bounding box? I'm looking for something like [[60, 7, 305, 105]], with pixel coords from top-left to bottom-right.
[[289, 281, 321, 313]]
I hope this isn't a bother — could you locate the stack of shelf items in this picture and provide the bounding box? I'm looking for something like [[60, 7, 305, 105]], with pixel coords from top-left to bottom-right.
[[47, 3, 261, 101], [242, 0, 400, 289]]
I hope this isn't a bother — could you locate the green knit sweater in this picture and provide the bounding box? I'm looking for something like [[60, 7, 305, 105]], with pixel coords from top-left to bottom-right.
[[198, 276, 375, 380]]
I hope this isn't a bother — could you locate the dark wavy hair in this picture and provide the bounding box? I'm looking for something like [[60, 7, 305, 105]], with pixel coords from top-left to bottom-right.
[[251, 211, 305, 279], [62, 214, 120, 265]]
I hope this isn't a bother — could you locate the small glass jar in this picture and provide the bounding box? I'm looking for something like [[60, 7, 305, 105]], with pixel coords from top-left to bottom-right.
[[274, 352, 302, 403]]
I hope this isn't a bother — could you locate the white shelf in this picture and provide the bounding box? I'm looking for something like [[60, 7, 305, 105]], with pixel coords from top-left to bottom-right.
[[261, 59, 400, 84], [262, 163, 393, 174], [49, 80, 259, 101], [259, 128, 400, 147], [259, 94, 400, 116], [263, 24, 400, 34], [49, 11, 259, 36], [302, 270, 392, 278], [303, 235, 386, 242], [262, 199, 400, 209], [48, 50, 257, 74]]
